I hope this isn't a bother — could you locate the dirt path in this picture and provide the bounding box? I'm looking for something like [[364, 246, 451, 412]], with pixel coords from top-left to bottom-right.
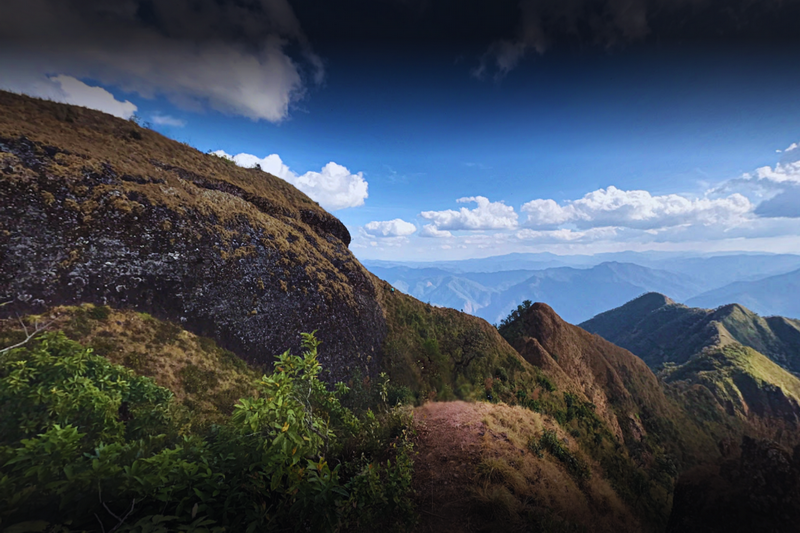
[[412, 401, 489, 533]]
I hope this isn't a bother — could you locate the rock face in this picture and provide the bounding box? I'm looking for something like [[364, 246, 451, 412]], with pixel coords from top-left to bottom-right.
[[667, 436, 800, 533], [0, 91, 385, 382]]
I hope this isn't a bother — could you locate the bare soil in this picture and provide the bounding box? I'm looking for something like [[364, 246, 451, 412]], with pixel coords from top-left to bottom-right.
[[412, 401, 488, 532]]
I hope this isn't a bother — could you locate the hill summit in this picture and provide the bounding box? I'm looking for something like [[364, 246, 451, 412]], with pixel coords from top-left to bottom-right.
[[0, 90, 385, 381]]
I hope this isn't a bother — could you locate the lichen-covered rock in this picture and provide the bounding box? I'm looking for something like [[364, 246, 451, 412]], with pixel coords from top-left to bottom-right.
[[0, 91, 385, 382]]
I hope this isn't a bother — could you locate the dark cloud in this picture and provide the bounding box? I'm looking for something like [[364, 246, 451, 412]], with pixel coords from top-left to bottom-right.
[[473, 0, 800, 77], [755, 186, 800, 218], [0, 0, 323, 121], [1, 0, 799, 118]]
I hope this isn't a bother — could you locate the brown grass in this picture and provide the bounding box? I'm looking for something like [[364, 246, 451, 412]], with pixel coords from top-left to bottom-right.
[[0, 304, 259, 425], [412, 401, 641, 533], [0, 90, 364, 305]]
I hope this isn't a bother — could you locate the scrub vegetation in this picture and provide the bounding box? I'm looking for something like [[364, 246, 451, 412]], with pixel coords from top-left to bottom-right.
[[0, 330, 415, 532]]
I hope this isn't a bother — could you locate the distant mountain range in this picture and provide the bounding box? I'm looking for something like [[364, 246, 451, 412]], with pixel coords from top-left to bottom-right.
[[687, 268, 800, 319], [364, 252, 800, 323]]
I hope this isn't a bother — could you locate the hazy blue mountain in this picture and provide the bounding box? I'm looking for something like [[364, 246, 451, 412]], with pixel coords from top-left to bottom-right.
[[368, 265, 539, 314], [686, 268, 800, 319], [639, 254, 800, 289], [477, 262, 702, 325], [363, 252, 576, 273], [364, 252, 800, 288], [364, 252, 800, 322]]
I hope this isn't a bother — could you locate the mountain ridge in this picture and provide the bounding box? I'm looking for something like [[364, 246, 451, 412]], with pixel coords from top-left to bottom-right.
[[581, 292, 800, 375]]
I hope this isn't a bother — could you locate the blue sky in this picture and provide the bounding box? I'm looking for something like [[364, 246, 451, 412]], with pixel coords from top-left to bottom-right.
[[3, 0, 800, 260]]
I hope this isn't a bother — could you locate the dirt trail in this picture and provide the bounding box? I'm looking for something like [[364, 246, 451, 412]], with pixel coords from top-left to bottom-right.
[[412, 401, 489, 532]]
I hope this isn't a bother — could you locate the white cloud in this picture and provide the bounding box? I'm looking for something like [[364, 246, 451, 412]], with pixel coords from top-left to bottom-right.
[[212, 150, 368, 211], [1, 74, 138, 119], [151, 114, 186, 127], [420, 196, 518, 233], [516, 227, 618, 242], [710, 143, 800, 217], [420, 224, 453, 238], [521, 186, 752, 230], [750, 162, 800, 185], [363, 219, 417, 237]]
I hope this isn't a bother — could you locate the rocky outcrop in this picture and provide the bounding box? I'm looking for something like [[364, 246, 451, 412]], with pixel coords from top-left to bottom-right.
[[0, 91, 384, 382]]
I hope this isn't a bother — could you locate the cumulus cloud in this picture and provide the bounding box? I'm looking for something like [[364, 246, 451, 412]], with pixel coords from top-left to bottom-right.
[[754, 186, 800, 218], [151, 114, 186, 127], [0, 0, 322, 122], [1, 73, 138, 119], [212, 151, 367, 211], [711, 142, 800, 217], [420, 196, 518, 233], [419, 224, 453, 238], [363, 219, 417, 237], [521, 186, 752, 230], [516, 227, 618, 242]]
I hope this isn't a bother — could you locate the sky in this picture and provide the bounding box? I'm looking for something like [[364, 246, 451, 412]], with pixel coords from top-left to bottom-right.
[[2, 0, 800, 261]]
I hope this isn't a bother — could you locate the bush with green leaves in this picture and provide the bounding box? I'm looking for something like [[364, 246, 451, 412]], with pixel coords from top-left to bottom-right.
[[0, 331, 415, 532]]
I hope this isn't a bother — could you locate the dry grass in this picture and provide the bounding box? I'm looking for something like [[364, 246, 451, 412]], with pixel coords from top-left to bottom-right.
[[0, 304, 259, 425], [0, 90, 365, 305], [413, 401, 642, 533]]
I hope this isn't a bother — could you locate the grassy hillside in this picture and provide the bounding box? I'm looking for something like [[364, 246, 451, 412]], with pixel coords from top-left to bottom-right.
[[413, 401, 643, 533], [581, 293, 800, 449], [582, 293, 800, 374], [0, 304, 259, 426], [662, 344, 800, 435], [372, 274, 530, 402]]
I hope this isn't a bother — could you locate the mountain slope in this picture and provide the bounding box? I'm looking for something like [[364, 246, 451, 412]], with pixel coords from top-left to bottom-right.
[[662, 344, 800, 429], [500, 302, 714, 457], [581, 293, 800, 375], [0, 90, 384, 382], [686, 268, 800, 319]]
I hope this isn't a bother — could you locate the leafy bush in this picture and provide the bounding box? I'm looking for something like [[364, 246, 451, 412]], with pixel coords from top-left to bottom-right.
[[0, 332, 415, 532]]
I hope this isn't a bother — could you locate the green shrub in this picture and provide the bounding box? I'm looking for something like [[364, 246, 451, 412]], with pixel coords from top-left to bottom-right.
[[0, 331, 416, 532], [87, 305, 112, 321]]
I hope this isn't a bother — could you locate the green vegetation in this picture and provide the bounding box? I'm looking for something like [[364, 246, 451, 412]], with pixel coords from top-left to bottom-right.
[[377, 278, 531, 401], [496, 299, 534, 346], [0, 305, 260, 426], [0, 332, 415, 532], [538, 429, 591, 481], [581, 293, 800, 374]]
